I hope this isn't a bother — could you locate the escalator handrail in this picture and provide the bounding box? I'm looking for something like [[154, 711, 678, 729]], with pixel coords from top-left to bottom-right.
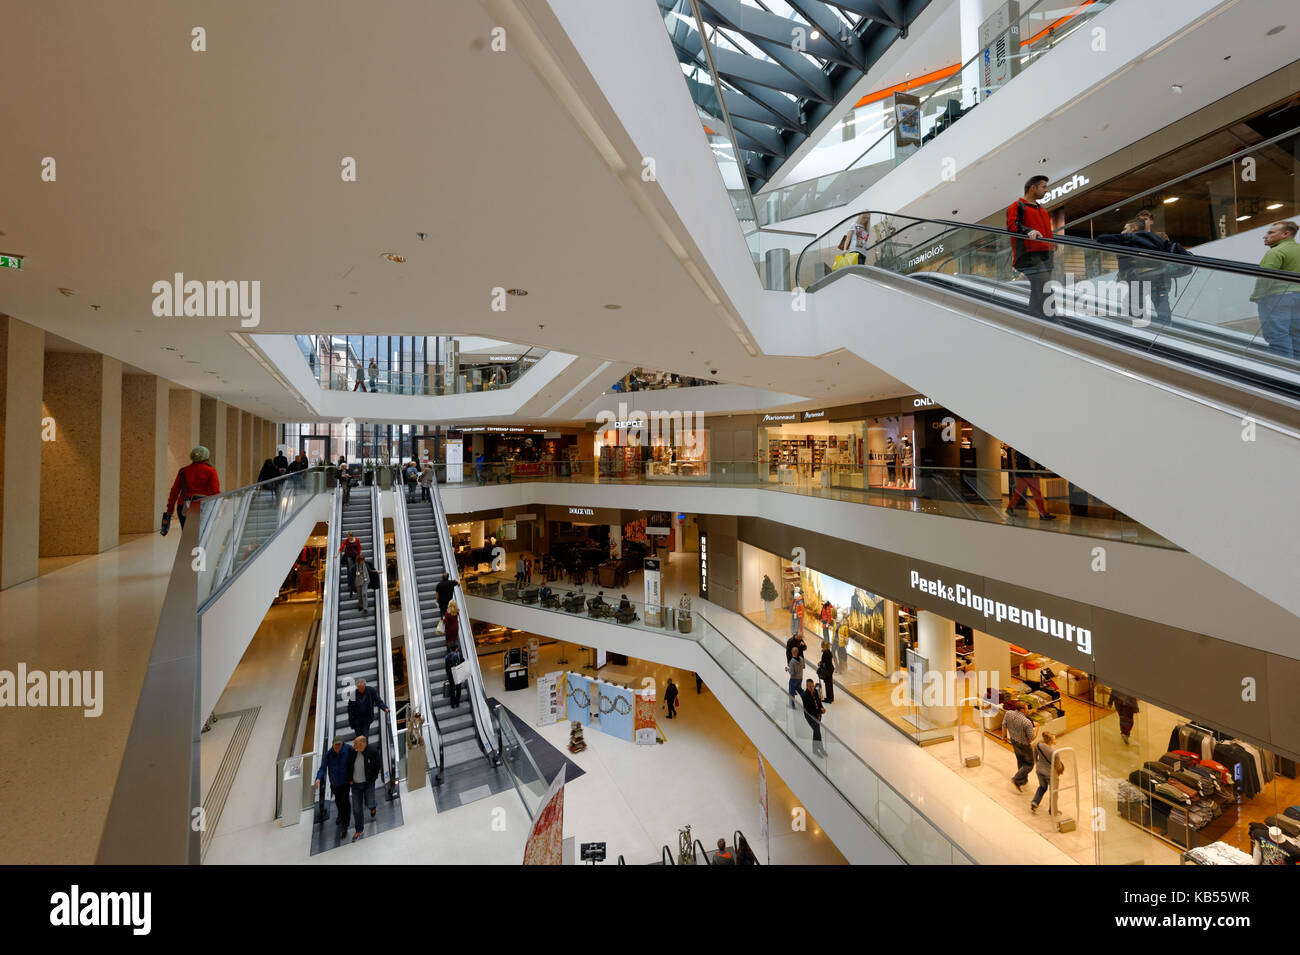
[[733, 829, 759, 865], [428, 476, 499, 763], [392, 472, 444, 780], [315, 486, 344, 765], [368, 484, 400, 792], [661, 845, 675, 866], [795, 210, 1300, 288], [692, 837, 711, 866]]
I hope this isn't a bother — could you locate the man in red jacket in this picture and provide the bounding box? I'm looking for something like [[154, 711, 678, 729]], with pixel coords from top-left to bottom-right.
[[165, 446, 222, 530], [1007, 175, 1055, 321]]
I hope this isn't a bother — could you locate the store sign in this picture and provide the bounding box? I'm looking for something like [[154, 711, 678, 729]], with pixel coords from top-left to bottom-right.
[[1043, 172, 1091, 205], [569, 507, 594, 517], [909, 570, 1093, 655], [905, 243, 946, 271], [978, 1, 1020, 97], [801, 410, 826, 421], [761, 413, 798, 423], [698, 532, 709, 598]]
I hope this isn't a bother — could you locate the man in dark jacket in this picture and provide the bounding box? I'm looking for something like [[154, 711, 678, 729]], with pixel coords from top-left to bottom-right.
[[274, 449, 291, 474], [664, 677, 679, 719], [1096, 218, 1192, 326], [345, 735, 382, 841], [435, 573, 456, 616], [798, 678, 827, 757], [313, 737, 353, 835], [346, 678, 388, 739], [444, 646, 463, 708]]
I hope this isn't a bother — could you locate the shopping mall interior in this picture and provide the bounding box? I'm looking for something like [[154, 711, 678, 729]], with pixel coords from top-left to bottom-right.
[[2, 0, 1300, 901]]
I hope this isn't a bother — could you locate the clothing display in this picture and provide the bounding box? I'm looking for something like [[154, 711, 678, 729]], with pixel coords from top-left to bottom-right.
[[1183, 843, 1254, 866]]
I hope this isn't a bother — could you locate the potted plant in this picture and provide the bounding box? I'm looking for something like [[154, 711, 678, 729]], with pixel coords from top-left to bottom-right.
[[760, 574, 778, 624], [362, 458, 375, 486]]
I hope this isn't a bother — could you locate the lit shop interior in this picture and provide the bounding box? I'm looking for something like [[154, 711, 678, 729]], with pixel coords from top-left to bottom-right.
[[593, 418, 709, 481], [736, 541, 1298, 865]]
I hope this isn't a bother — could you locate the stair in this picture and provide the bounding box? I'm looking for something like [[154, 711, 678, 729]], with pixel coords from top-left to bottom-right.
[[333, 492, 382, 743], [232, 491, 281, 572]]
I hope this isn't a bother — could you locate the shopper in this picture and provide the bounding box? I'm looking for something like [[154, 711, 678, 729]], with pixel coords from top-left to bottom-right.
[[313, 737, 353, 836], [836, 623, 849, 672], [785, 631, 806, 663], [787, 646, 805, 709], [736, 833, 758, 865], [1007, 175, 1055, 321], [346, 678, 388, 740], [1030, 731, 1060, 814], [352, 360, 367, 392], [346, 734, 381, 842], [1003, 701, 1038, 792], [820, 600, 834, 642], [799, 678, 827, 757], [444, 645, 463, 708], [1005, 448, 1055, 520], [515, 554, 527, 588], [1095, 218, 1192, 326], [288, 453, 308, 473], [1250, 220, 1300, 358], [835, 212, 872, 268], [664, 677, 679, 719], [274, 449, 291, 474], [443, 600, 460, 652], [419, 462, 435, 502], [790, 587, 805, 638], [474, 452, 486, 486], [340, 533, 362, 596], [367, 357, 379, 393], [713, 838, 734, 865], [257, 457, 278, 484], [817, 641, 835, 703], [340, 464, 353, 506], [435, 573, 455, 617], [163, 446, 221, 531], [1109, 689, 1140, 745], [694, 672, 703, 694]]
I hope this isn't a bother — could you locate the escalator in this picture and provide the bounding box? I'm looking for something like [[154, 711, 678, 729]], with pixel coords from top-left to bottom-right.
[[791, 211, 1300, 617], [230, 486, 281, 573], [393, 477, 499, 791]]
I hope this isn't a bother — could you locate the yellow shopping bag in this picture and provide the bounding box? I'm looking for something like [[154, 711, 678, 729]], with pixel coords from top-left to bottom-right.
[[832, 252, 860, 271]]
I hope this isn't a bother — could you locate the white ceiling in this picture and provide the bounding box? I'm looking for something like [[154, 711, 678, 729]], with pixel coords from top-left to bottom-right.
[[0, 0, 908, 423]]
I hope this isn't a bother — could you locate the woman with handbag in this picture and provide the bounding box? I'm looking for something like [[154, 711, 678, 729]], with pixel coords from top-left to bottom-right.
[[442, 600, 460, 652], [1030, 731, 1063, 815]]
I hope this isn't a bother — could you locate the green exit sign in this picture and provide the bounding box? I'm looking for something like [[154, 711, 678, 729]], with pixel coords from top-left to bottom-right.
[[0, 254, 22, 270]]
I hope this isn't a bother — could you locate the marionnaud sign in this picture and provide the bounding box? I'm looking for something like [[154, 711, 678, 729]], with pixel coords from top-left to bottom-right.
[[762, 413, 798, 422], [909, 570, 1092, 655]]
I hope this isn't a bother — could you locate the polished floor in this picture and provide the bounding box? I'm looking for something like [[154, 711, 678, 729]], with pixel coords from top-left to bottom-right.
[[0, 531, 180, 864]]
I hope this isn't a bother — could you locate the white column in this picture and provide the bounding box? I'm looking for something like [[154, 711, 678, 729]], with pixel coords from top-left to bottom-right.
[[916, 610, 957, 725], [971, 426, 1003, 503]]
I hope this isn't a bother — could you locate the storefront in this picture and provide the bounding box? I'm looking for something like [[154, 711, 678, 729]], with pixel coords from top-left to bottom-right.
[[592, 417, 709, 481], [448, 426, 582, 481], [758, 411, 864, 488]]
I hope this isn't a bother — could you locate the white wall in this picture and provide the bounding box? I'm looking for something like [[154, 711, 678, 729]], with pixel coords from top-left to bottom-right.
[[739, 541, 783, 616]]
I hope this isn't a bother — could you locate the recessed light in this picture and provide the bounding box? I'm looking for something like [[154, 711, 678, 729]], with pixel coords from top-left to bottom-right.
[[186, 360, 200, 364], [58, 287, 75, 297], [89, 304, 101, 311], [417, 232, 427, 241], [1266, 202, 1284, 211], [603, 304, 621, 310], [1163, 196, 1179, 204], [1266, 25, 1285, 35], [1170, 84, 1183, 93], [381, 252, 406, 264], [163, 345, 177, 351], [810, 30, 820, 40], [506, 288, 528, 296], [1236, 214, 1253, 222]]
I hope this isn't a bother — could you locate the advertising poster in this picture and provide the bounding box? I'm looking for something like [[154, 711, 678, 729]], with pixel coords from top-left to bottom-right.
[[445, 438, 463, 483], [597, 681, 635, 741], [566, 671, 591, 725], [644, 556, 662, 627], [906, 648, 928, 706], [758, 754, 770, 865], [538, 671, 565, 727], [978, 1, 1020, 98], [522, 765, 566, 865], [893, 92, 921, 147], [635, 689, 657, 744]]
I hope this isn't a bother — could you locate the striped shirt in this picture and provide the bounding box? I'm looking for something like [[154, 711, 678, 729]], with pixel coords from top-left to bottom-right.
[[1003, 709, 1036, 746]]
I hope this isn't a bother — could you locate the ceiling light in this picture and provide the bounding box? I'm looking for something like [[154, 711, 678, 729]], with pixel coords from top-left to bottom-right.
[[603, 304, 621, 310], [381, 252, 406, 264], [1170, 84, 1183, 93], [810, 30, 820, 40], [1162, 196, 1179, 204], [1236, 214, 1253, 222], [1266, 25, 1285, 35], [57, 287, 75, 297], [506, 288, 528, 296], [1266, 202, 1284, 211], [163, 345, 177, 351]]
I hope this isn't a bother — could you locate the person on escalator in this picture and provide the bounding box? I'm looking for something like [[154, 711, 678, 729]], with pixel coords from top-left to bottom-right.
[[1250, 220, 1300, 359], [1007, 176, 1055, 322], [346, 735, 382, 842], [435, 573, 456, 617], [419, 462, 435, 502], [835, 213, 872, 269], [346, 678, 389, 740], [274, 449, 291, 474], [257, 458, 278, 484], [340, 534, 362, 596], [1096, 218, 1193, 326], [313, 737, 354, 836], [163, 446, 221, 533], [443, 600, 460, 652], [1005, 448, 1054, 521]]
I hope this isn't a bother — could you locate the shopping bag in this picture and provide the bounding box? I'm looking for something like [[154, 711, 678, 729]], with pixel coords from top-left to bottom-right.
[[452, 661, 471, 684], [832, 252, 860, 271]]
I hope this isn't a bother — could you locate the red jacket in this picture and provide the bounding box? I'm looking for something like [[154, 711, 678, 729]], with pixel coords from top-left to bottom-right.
[[1006, 198, 1053, 255], [167, 462, 221, 512]]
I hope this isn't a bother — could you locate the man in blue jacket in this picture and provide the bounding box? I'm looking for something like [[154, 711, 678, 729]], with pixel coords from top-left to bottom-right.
[[346, 735, 383, 842], [313, 737, 353, 836], [347, 678, 388, 739], [1096, 218, 1192, 326]]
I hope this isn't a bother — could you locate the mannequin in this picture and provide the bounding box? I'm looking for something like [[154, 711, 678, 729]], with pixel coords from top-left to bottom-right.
[[900, 437, 913, 488], [884, 436, 898, 486]]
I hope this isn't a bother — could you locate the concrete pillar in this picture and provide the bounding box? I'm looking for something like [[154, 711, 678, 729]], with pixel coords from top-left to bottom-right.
[[916, 610, 957, 726], [119, 374, 170, 534], [883, 598, 901, 676], [199, 396, 228, 492], [251, 418, 263, 477], [0, 317, 45, 588], [167, 388, 200, 486], [970, 426, 1003, 503], [241, 411, 254, 485], [224, 405, 240, 492], [40, 352, 122, 555]]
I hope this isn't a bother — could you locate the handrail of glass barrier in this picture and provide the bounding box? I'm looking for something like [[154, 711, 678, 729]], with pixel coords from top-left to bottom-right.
[[757, 0, 1113, 222], [315, 486, 344, 769], [465, 579, 974, 863], [369, 484, 400, 794], [429, 475, 499, 763], [392, 472, 443, 783]]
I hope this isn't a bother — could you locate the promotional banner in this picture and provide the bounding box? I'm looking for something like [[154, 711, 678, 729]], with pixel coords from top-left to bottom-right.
[[635, 689, 657, 744], [522, 765, 566, 865], [445, 439, 463, 483], [758, 754, 770, 865], [538, 671, 565, 727], [978, 0, 1021, 97], [566, 672, 591, 725], [892, 92, 921, 147], [644, 556, 662, 627], [597, 681, 636, 741]]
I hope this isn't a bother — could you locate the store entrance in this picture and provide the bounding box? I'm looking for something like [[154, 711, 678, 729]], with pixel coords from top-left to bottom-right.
[[299, 433, 331, 466]]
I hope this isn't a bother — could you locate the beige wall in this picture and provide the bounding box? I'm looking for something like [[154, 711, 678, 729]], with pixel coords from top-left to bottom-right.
[[0, 317, 45, 588], [119, 374, 169, 534], [40, 353, 122, 556], [167, 388, 199, 484], [199, 396, 227, 493], [240, 411, 253, 486], [224, 405, 240, 493]]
